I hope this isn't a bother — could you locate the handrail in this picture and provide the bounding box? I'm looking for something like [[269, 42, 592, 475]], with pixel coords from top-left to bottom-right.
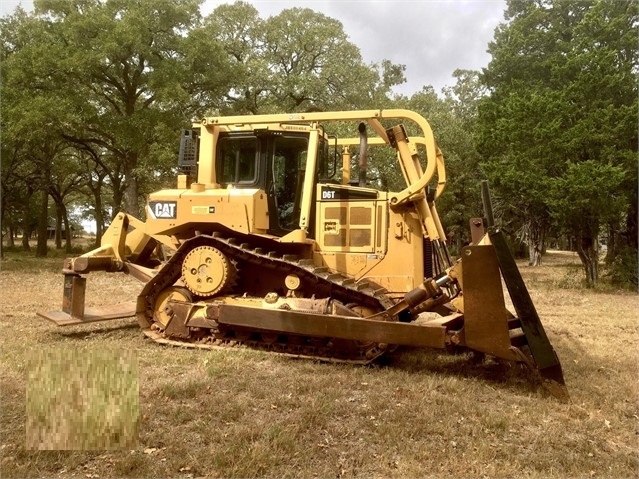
[[199, 108, 442, 205]]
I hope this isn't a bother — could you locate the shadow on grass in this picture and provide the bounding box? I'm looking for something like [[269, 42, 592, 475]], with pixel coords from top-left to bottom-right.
[[48, 322, 577, 399], [51, 322, 140, 340], [379, 347, 544, 396]]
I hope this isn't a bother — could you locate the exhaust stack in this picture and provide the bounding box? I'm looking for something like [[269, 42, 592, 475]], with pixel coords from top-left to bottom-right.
[[358, 122, 368, 187]]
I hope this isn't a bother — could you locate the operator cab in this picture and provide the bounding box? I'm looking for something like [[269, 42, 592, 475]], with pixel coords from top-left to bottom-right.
[[180, 126, 334, 238]]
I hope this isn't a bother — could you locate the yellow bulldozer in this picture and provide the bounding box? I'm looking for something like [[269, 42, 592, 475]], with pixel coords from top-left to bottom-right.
[[39, 109, 568, 399]]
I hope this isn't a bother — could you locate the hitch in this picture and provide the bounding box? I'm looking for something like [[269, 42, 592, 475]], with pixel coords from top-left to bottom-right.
[[39, 272, 136, 326]]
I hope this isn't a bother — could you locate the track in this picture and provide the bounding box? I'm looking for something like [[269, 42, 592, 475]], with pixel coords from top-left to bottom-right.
[[137, 232, 398, 363]]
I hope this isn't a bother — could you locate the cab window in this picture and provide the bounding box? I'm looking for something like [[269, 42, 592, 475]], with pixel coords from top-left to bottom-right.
[[217, 136, 258, 185]]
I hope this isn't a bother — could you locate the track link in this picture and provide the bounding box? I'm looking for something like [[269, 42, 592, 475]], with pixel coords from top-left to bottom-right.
[[137, 233, 397, 363]]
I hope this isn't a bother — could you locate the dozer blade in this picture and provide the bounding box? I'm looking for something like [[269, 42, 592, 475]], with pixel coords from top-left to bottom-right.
[[489, 229, 569, 400]]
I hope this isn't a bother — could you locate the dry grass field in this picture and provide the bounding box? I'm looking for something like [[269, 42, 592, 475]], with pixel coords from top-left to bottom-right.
[[0, 247, 637, 478]]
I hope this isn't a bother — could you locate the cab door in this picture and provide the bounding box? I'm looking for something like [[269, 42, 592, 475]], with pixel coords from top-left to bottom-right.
[[266, 134, 310, 235]]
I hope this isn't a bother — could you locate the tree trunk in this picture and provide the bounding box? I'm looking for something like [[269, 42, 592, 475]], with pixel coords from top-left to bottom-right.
[[112, 180, 124, 218], [87, 172, 106, 248], [0, 194, 5, 258], [124, 179, 139, 217], [626, 189, 638, 251], [528, 242, 542, 267], [55, 206, 63, 249], [60, 203, 72, 253], [21, 224, 31, 251], [93, 188, 105, 248], [8, 226, 15, 247], [94, 210, 104, 247], [519, 220, 544, 266], [36, 188, 49, 257], [605, 223, 616, 264], [123, 152, 139, 216], [576, 234, 598, 287]]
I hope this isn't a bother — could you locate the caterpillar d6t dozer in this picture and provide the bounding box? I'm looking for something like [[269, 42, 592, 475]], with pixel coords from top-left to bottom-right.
[[39, 109, 568, 399]]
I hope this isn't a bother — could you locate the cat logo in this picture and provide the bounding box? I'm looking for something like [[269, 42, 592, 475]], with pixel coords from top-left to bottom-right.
[[149, 201, 177, 219]]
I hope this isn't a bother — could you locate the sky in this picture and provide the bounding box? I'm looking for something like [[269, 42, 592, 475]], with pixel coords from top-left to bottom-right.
[[1, 0, 507, 96]]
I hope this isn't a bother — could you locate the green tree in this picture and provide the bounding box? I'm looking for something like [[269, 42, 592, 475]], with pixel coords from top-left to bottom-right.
[[478, 0, 638, 284], [203, 2, 405, 114], [48, 148, 85, 251], [550, 161, 626, 284], [33, 0, 231, 216], [399, 72, 485, 252], [440, 70, 486, 250], [562, 0, 638, 283], [198, 1, 268, 114], [1, 7, 78, 256], [2, 0, 235, 254]]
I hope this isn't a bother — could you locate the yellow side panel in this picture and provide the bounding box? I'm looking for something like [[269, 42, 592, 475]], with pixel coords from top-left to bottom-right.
[[316, 208, 424, 295], [144, 188, 269, 236], [314, 185, 422, 293], [361, 210, 424, 292], [318, 201, 379, 254]]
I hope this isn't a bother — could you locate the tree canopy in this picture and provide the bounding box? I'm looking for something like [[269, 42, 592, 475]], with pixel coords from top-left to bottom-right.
[[1, 0, 404, 254], [202, 2, 405, 113], [1, 0, 636, 288], [477, 0, 638, 285]]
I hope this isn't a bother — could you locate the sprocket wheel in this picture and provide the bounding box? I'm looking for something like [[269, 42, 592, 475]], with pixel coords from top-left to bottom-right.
[[181, 245, 236, 297]]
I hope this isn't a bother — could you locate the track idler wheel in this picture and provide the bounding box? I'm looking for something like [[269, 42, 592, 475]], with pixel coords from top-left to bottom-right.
[[181, 245, 236, 297], [153, 287, 193, 330]]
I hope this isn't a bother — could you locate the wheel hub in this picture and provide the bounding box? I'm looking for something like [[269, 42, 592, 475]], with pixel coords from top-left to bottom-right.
[[181, 245, 235, 297]]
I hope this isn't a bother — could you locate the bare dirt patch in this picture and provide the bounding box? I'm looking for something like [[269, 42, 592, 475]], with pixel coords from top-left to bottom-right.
[[1, 250, 637, 478]]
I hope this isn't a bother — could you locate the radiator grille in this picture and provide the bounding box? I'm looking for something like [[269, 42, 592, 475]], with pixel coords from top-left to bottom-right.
[[325, 206, 347, 223], [325, 230, 347, 247], [350, 229, 371, 247], [350, 207, 371, 225]]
